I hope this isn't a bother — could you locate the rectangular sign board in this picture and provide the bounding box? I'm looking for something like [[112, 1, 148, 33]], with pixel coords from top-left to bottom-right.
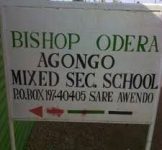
[[1, 1, 162, 124]]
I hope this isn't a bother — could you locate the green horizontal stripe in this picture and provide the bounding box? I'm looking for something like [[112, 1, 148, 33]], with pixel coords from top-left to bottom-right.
[[68, 110, 104, 114]]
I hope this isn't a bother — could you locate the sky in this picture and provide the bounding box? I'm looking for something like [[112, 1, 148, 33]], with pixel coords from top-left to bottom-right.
[[119, 0, 162, 3], [94, 0, 162, 3]]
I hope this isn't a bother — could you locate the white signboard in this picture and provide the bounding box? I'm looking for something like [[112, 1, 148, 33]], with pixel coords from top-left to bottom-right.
[[1, 1, 162, 124]]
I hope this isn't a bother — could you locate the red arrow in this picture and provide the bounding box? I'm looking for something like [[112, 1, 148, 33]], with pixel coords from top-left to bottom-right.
[[47, 107, 64, 117], [29, 106, 43, 118]]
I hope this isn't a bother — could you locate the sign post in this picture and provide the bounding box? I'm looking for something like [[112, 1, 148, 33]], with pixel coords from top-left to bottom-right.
[[1, 1, 162, 149]]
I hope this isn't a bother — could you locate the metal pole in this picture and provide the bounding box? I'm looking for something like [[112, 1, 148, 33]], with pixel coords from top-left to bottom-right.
[[145, 95, 159, 150], [145, 124, 155, 150], [145, 91, 160, 150], [145, 63, 162, 150], [8, 119, 16, 150], [0, 7, 16, 150]]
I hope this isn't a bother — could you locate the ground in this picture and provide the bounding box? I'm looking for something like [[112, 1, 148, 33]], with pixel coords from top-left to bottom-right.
[[26, 89, 162, 150]]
